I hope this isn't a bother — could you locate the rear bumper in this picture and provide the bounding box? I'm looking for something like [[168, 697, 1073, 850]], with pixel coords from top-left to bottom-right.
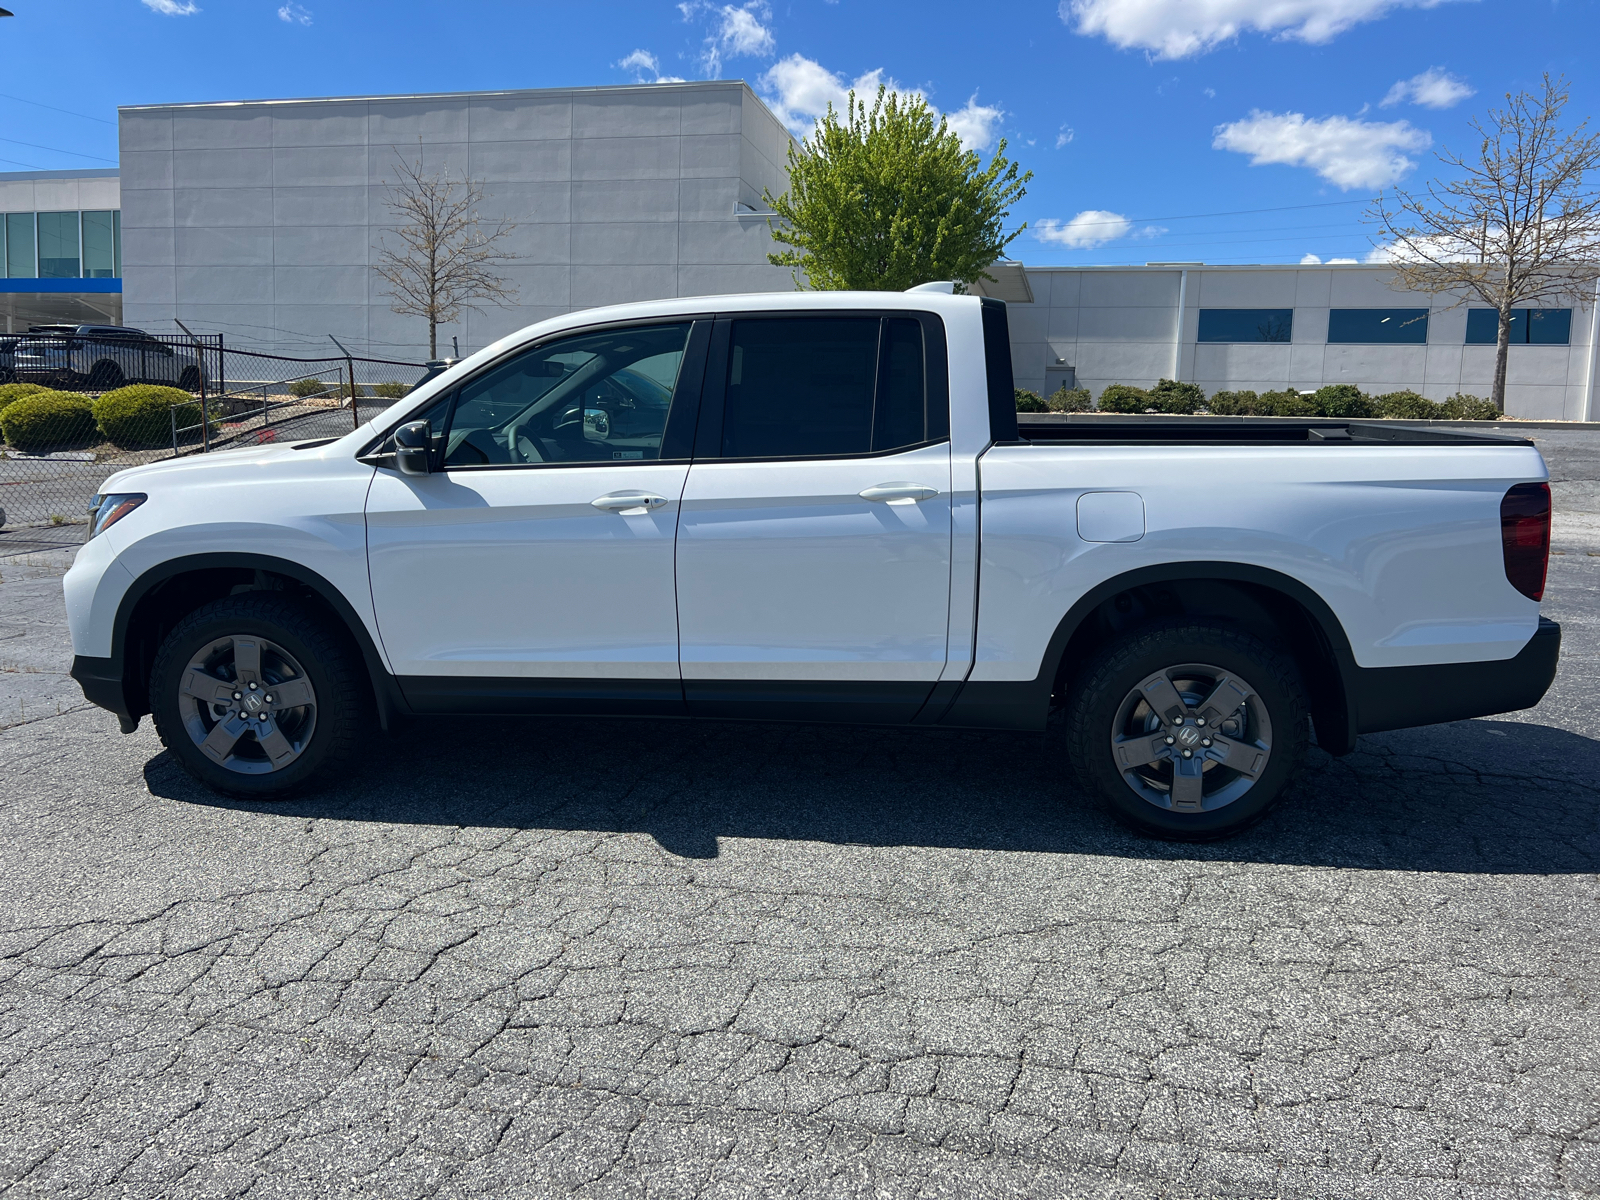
[[1353, 617, 1561, 735], [70, 655, 139, 733]]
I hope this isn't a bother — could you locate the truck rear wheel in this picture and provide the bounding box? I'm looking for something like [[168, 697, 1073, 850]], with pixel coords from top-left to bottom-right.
[[1065, 621, 1308, 840], [149, 594, 370, 799]]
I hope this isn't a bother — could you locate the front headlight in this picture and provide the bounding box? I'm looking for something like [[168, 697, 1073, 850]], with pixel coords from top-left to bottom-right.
[[87, 493, 146, 539]]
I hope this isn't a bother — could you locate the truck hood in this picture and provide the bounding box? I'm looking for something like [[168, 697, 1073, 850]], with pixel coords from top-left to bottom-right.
[[97, 439, 337, 495]]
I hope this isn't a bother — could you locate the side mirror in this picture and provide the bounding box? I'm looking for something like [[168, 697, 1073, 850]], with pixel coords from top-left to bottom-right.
[[393, 420, 433, 476]]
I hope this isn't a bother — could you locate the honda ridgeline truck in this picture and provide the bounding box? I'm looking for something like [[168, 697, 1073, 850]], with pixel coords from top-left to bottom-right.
[[63, 290, 1559, 839]]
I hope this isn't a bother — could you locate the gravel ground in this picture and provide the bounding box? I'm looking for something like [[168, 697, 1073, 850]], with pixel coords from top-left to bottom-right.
[[0, 434, 1596, 1199]]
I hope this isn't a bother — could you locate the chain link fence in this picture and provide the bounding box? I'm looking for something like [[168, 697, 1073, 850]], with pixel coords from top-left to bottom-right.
[[0, 341, 432, 553]]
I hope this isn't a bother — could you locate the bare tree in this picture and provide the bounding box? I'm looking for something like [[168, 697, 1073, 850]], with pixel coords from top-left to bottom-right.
[[1370, 75, 1600, 411], [374, 152, 519, 358]]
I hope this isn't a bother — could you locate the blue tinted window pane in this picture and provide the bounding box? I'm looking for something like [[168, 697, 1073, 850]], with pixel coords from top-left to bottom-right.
[[1327, 308, 1428, 344], [1466, 309, 1571, 345], [82, 211, 116, 278], [1528, 309, 1571, 345], [36, 211, 79, 278], [1197, 309, 1293, 343], [4, 213, 34, 277], [1465, 309, 1504, 344]]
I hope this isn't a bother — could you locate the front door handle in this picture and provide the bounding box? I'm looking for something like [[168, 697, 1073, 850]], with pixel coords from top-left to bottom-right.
[[591, 491, 668, 514], [859, 482, 941, 504]]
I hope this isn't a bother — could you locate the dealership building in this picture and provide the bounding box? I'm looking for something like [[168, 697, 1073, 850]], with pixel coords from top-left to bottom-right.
[[2, 80, 1595, 420]]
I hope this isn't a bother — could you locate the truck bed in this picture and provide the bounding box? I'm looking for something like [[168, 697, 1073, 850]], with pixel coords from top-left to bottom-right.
[[1014, 414, 1533, 447]]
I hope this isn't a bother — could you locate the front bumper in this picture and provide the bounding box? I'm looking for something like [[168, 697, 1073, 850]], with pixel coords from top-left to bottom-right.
[[70, 655, 139, 733], [1353, 617, 1562, 734]]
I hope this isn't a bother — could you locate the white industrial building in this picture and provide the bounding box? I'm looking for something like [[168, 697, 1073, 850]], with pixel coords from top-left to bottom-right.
[[1, 80, 1594, 420]]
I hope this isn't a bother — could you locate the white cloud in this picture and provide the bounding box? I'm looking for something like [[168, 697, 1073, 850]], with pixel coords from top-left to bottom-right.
[[1381, 67, 1473, 109], [1034, 210, 1169, 249], [1365, 232, 1476, 263], [1300, 252, 1322, 263], [945, 96, 1004, 153], [1056, 125, 1075, 148], [616, 48, 687, 83], [1063, 0, 1459, 59], [277, 1, 311, 24], [760, 55, 1002, 152], [682, 1, 774, 76], [1302, 253, 1360, 263], [142, 0, 198, 13], [1213, 110, 1430, 189], [1329, 257, 1358, 263]]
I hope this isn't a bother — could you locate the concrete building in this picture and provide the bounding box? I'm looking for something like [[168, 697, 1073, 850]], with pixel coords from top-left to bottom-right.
[[116, 81, 794, 358], [996, 263, 1600, 421], [0, 169, 123, 331]]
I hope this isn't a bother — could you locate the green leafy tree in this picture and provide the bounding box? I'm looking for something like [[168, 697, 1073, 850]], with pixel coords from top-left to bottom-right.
[[764, 87, 1031, 291]]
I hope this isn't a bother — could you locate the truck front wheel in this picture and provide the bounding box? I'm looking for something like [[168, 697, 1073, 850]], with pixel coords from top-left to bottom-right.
[[149, 594, 371, 799], [1065, 621, 1308, 840]]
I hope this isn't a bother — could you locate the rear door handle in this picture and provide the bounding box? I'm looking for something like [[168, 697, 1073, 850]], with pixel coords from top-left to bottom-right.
[[591, 491, 668, 514], [859, 482, 941, 504]]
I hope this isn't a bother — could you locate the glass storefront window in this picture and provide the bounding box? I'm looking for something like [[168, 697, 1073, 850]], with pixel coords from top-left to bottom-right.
[[36, 211, 80, 278], [4, 213, 35, 278], [82, 210, 116, 278]]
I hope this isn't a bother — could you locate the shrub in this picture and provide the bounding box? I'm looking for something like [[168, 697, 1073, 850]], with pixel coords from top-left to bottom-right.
[[1047, 385, 1092, 412], [372, 380, 409, 399], [0, 390, 96, 452], [0, 382, 48, 418], [288, 378, 329, 398], [1205, 390, 1258, 415], [1439, 392, 1499, 420], [1097, 384, 1150, 414], [1312, 384, 1374, 419], [1014, 388, 1047, 412], [1372, 390, 1440, 419], [93, 384, 203, 450], [1254, 392, 1318, 419], [1147, 378, 1204, 415]]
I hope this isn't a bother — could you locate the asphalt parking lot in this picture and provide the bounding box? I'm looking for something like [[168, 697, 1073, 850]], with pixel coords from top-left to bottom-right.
[[1, 427, 1597, 1199]]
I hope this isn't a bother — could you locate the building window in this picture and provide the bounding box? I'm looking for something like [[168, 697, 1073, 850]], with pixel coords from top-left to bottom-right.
[[1465, 308, 1571, 346], [1197, 309, 1294, 343], [81, 211, 117, 278], [1327, 308, 1429, 344], [36, 212, 80, 278], [4, 213, 34, 278]]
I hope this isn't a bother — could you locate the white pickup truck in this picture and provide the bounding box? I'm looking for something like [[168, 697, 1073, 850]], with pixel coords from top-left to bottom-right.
[[63, 290, 1559, 839]]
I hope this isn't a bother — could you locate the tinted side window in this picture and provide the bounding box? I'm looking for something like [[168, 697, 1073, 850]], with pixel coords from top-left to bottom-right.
[[443, 322, 692, 468], [1197, 309, 1293, 343], [1327, 308, 1429, 344], [720, 317, 929, 459]]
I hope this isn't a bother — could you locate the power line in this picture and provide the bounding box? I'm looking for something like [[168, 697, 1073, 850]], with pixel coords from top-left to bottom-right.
[[0, 93, 116, 125], [0, 154, 47, 170], [0, 136, 116, 164]]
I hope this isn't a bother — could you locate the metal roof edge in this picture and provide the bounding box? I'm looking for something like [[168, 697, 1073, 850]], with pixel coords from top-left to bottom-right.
[[118, 79, 756, 114]]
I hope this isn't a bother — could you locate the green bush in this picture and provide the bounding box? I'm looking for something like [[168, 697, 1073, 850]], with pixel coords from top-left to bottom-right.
[[1438, 392, 1499, 420], [1014, 388, 1047, 413], [92, 384, 203, 450], [0, 382, 48, 418], [0, 390, 96, 452], [288, 378, 329, 398], [371, 380, 409, 400], [1205, 390, 1258, 415], [1257, 389, 1319, 417], [1372, 390, 1440, 419], [1046, 385, 1092, 412], [1147, 378, 1204, 415], [1097, 384, 1150, 414], [1312, 384, 1374, 419]]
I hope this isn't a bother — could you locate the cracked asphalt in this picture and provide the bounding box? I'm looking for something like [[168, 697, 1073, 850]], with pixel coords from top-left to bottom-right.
[[2, 430, 1598, 1199]]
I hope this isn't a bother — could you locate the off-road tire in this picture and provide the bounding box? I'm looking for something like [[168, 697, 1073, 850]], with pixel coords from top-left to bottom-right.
[[150, 593, 371, 799], [1065, 620, 1308, 840]]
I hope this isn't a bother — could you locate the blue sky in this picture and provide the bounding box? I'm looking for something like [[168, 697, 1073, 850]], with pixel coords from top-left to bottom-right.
[[1, 0, 1594, 266]]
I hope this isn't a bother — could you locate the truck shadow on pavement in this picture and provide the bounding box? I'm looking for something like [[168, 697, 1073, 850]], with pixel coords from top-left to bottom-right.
[[145, 712, 1600, 875]]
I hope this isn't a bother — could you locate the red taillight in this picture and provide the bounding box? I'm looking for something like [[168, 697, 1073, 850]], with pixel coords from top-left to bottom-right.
[[1501, 482, 1551, 601]]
